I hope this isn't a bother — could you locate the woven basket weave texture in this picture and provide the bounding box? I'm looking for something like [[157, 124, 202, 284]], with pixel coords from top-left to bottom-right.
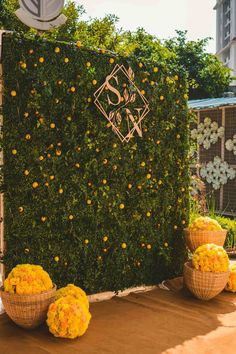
[[0, 285, 56, 329], [183, 262, 229, 301], [184, 229, 227, 252]]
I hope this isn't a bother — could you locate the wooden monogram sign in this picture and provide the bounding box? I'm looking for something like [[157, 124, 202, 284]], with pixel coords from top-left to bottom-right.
[[94, 64, 150, 143]]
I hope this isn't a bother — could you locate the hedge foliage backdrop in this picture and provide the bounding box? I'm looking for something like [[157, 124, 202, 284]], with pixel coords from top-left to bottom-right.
[[1, 34, 190, 293]]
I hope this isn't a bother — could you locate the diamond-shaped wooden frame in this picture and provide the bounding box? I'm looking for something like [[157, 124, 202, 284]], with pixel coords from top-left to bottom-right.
[[94, 64, 150, 143]]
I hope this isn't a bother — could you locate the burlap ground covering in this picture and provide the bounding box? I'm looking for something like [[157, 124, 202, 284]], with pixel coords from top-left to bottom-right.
[[1, 278, 236, 354]]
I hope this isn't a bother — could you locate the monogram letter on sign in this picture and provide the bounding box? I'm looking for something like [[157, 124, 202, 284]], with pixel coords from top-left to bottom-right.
[[15, 0, 67, 30], [94, 64, 150, 143]]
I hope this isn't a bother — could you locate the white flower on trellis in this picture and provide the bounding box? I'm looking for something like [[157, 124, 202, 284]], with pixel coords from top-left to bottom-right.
[[200, 156, 236, 190], [225, 134, 236, 155], [203, 139, 211, 150], [204, 117, 211, 126], [191, 117, 224, 150]]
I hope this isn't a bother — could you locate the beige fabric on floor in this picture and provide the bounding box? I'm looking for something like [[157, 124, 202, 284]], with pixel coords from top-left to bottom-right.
[[1, 277, 236, 354]]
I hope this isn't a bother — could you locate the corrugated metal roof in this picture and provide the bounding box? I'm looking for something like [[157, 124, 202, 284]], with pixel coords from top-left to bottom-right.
[[188, 97, 236, 110]]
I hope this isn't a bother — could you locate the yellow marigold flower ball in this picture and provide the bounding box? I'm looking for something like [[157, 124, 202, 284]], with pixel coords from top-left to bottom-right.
[[92, 79, 97, 85], [24, 169, 30, 176], [54, 47, 60, 53], [59, 188, 63, 194], [4, 264, 53, 295], [140, 161, 146, 167], [109, 58, 115, 64], [39, 57, 44, 63], [54, 256, 60, 262], [64, 57, 69, 63], [70, 86, 76, 92], [225, 264, 236, 292], [12, 149, 17, 155], [11, 90, 17, 97], [147, 244, 152, 250], [50, 123, 56, 129], [86, 62, 91, 67], [139, 63, 143, 68], [192, 244, 229, 272], [68, 215, 74, 220], [41, 216, 47, 222], [76, 41, 82, 48], [55, 284, 89, 308], [121, 243, 127, 249], [21, 63, 27, 69], [146, 173, 151, 179], [128, 184, 132, 189], [153, 67, 158, 73], [146, 212, 151, 217], [103, 236, 108, 242], [102, 179, 107, 185], [87, 199, 92, 205], [47, 295, 91, 339], [160, 95, 165, 101], [188, 216, 222, 232], [119, 203, 125, 209], [141, 90, 145, 95]]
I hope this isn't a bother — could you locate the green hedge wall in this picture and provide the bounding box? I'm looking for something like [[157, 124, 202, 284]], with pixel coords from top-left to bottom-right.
[[1, 34, 190, 293]]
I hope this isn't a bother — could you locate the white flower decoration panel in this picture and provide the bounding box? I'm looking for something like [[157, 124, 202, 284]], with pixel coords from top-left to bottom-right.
[[191, 116, 224, 150]]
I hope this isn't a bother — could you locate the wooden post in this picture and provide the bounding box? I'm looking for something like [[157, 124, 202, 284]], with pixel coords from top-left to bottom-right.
[[0, 49, 4, 281], [220, 107, 226, 211]]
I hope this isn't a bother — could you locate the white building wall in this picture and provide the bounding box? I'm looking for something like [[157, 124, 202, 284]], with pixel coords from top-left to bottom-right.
[[215, 0, 236, 88]]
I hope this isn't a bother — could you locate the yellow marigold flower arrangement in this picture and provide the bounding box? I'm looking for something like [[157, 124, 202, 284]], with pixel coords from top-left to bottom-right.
[[4, 264, 53, 295], [55, 284, 89, 309], [47, 295, 91, 339], [225, 264, 236, 292], [188, 216, 222, 231], [192, 244, 229, 272]]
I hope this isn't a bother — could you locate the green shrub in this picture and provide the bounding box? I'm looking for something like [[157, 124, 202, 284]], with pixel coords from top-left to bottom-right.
[[1, 34, 190, 293]]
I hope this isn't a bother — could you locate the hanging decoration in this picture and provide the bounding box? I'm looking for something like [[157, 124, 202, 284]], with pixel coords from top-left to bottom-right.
[[225, 134, 236, 155], [94, 64, 150, 143], [191, 117, 224, 150], [200, 156, 236, 190]]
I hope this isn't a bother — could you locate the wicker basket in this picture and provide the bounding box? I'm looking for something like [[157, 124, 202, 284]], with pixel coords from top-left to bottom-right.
[[0, 285, 56, 329], [184, 229, 227, 253], [183, 262, 229, 300]]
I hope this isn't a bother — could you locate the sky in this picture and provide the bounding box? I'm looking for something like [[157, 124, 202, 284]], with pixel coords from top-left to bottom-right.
[[77, 0, 217, 53]]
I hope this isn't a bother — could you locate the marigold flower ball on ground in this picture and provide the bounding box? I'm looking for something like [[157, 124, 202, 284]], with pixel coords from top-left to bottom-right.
[[55, 284, 89, 309], [4, 264, 53, 295], [47, 295, 91, 339], [225, 264, 236, 292], [188, 216, 222, 231], [192, 244, 229, 272]]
